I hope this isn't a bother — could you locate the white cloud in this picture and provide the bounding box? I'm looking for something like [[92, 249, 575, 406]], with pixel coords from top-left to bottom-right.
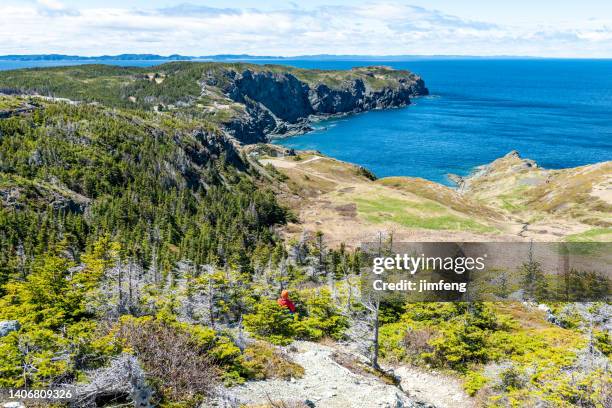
[[0, 1, 610, 57], [36, 0, 79, 17]]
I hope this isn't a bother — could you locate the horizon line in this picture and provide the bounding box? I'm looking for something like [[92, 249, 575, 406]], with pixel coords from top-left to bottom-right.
[[1, 53, 612, 61]]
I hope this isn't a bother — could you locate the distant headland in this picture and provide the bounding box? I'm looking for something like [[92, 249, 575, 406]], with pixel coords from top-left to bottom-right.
[[0, 53, 550, 62]]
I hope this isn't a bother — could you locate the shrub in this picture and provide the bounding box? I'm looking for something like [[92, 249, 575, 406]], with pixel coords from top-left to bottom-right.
[[402, 327, 436, 359], [464, 371, 488, 396], [243, 298, 296, 345], [499, 365, 525, 391], [594, 330, 612, 357], [241, 342, 304, 380], [243, 290, 348, 345], [378, 322, 408, 363], [0, 328, 71, 388], [115, 317, 217, 403], [293, 289, 348, 341], [0, 246, 114, 388], [355, 166, 376, 181], [380, 301, 608, 407], [426, 319, 488, 370], [207, 335, 245, 386], [401, 302, 466, 323], [421, 304, 498, 370]]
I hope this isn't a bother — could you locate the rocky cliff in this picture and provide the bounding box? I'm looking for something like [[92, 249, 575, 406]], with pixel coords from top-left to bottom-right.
[[205, 66, 428, 143]]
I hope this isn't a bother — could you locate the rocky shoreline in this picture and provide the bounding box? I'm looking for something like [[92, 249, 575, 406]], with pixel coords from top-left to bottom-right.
[[265, 102, 416, 141]]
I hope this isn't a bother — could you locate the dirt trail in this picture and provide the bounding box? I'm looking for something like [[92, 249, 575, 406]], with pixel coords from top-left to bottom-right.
[[261, 155, 340, 184], [229, 341, 472, 408], [392, 366, 475, 408], [259, 155, 322, 169], [300, 156, 324, 165]]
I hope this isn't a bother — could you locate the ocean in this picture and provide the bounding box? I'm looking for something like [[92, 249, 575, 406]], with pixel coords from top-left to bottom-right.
[[1, 58, 611, 185]]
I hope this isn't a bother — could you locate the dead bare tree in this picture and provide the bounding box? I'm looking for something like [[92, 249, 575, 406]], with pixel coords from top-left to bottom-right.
[[200, 264, 216, 329], [362, 291, 382, 369], [343, 231, 386, 369], [344, 271, 383, 370]]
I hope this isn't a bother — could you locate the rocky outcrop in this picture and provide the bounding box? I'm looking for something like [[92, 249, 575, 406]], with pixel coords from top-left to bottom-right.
[[0, 183, 90, 213], [0, 101, 37, 119], [186, 129, 245, 170], [448, 150, 539, 192], [223, 98, 285, 144], [226, 70, 313, 123], [308, 77, 425, 114], [205, 67, 428, 143]]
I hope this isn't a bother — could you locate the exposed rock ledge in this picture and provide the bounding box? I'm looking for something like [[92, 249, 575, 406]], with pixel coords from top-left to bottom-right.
[[448, 150, 538, 192]]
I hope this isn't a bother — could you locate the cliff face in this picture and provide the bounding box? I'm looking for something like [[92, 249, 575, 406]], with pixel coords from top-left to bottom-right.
[[207, 66, 428, 143], [226, 70, 313, 123], [308, 77, 426, 114]]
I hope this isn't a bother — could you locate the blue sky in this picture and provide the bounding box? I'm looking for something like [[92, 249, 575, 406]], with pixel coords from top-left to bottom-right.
[[1, 0, 611, 57]]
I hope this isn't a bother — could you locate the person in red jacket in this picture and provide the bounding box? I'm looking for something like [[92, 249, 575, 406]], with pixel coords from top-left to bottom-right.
[[277, 290, 296, 314]]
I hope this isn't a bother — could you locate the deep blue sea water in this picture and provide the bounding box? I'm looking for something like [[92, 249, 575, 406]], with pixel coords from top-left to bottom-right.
[[1, 58, 611, 184]]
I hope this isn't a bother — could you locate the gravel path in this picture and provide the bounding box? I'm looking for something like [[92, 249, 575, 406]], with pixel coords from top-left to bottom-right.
[[393, 366, 475, 408], [229, 341, 471, 408]]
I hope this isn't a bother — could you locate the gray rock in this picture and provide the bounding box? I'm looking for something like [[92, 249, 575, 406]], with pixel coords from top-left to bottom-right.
[[446, 173, 463, 184], [0, 320, 20, 337], [507, 289, 525, 301], [203, 389, 241, 408], [537, 304, 551, 313]]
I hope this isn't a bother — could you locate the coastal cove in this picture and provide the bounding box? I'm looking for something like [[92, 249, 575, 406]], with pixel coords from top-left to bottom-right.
[[270, 59, 612, 185]]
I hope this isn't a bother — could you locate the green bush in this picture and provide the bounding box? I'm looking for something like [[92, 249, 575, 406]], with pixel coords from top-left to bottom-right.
[[243, 298, 296, 345], [426, 318, 489, 370], [243, 289, 348, 345], [241, 341, 304, 380], [0, 241, 119, 387], [380, 302, 605, 405], [293, 288, 348, 341], [594, 330, 611, 357], [464, 372, 488, 396], [379, 303, 499, 370]]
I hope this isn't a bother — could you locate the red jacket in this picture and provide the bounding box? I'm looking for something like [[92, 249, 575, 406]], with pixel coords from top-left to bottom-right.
[[277, 297, 296, 313]]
